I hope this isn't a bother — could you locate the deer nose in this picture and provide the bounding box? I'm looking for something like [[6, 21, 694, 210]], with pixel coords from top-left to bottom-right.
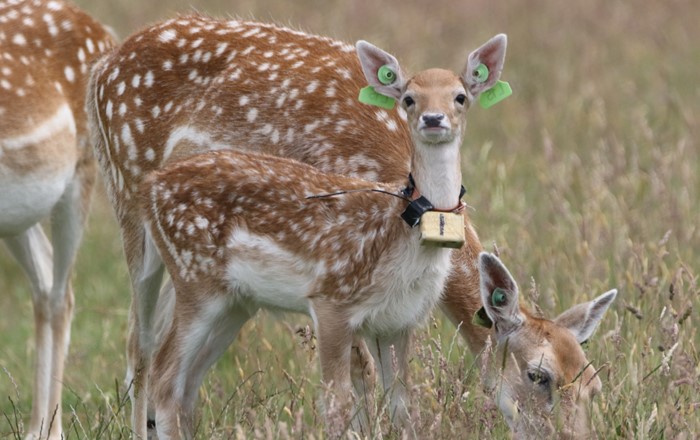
[[422, 113, 445, 128]]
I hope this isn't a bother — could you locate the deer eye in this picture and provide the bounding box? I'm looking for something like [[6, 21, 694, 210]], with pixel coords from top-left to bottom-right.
[[527, 369, 551, 387], [403, 96, 415, 107], [455, 94, 467, 105]]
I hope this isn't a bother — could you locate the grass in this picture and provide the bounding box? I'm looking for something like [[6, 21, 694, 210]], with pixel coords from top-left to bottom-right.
[[1, 0, 698, 438]]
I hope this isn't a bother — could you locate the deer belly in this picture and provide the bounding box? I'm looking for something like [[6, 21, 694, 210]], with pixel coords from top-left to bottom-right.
[[0, 166, 74, 236], [0, 103, 78, 235], [224, 229, 323, 314]]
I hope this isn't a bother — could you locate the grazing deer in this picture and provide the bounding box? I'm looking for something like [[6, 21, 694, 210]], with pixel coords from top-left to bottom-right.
[[0, 0, 114, 438], [476, 252, 616, 438], [87, 15, 615, 438]]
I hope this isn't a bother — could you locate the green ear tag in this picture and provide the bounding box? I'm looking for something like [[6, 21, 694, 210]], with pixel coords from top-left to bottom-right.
[[473, 306, 493, 329], [479, 80, 512, 109], [377, 65, 397, 85], [358, 86, 396, 110], [492, 287, 507, 306], [473, 63, 489, 83]]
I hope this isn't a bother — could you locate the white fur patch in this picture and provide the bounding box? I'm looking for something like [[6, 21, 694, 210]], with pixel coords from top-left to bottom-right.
[[348, 238, 452, 334], [163, 126, 230, 161], [0, 166, 75, 235], [1, 103, 76, 151], [224, 228, 325, 313]]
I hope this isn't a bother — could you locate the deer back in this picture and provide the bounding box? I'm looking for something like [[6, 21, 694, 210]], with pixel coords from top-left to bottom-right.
[[91, 14, 411, 198]]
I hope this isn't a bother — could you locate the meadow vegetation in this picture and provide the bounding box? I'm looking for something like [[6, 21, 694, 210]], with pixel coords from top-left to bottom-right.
[[1, 0, 698, 438]]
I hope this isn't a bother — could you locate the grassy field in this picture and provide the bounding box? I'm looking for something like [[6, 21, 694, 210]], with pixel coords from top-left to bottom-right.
[[1, 0, 698, 438]]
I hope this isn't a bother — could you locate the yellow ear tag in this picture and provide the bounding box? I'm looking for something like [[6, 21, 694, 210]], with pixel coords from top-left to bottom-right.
[[419, 211, 465, 249]]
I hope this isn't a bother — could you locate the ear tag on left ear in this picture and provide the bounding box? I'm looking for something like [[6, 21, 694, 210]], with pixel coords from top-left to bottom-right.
[[358, 86, 396, 109], [473, 306, 493, 328], [492, 287, 507, 306], [479, 80, 512, 109]]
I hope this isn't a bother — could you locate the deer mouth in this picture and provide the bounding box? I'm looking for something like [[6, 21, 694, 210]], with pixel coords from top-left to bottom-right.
[[418, 125, 452, 142]]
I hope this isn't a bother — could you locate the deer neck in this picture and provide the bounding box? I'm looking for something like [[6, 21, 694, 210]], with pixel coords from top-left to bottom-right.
[[409, 138, 463, 211]]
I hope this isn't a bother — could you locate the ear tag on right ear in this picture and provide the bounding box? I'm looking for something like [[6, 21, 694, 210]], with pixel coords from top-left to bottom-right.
[[479, 80, 513, 109], [473, 63, 489, 83], [492, 287, 507, 306], [358, 86, 396, 109]]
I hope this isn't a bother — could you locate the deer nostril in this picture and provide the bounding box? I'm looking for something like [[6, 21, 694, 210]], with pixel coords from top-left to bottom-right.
[[422, 113, 445, 128]]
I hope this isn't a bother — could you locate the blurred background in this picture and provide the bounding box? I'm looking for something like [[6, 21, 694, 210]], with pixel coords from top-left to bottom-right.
[[1, 0, 698, 437]]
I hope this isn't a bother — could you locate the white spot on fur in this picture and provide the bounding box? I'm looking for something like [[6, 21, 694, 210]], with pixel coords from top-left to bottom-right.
[[246, 108, 258, 123], [215, 42, 228, 56], [145, 148, 155, 161], [306, 80, 318, 94], [144, 71, 154, 87], [159, 29, 176, 43], [64, 66, 75, 82], [12, 33, 26, 46], [105, 100, 113, 120]]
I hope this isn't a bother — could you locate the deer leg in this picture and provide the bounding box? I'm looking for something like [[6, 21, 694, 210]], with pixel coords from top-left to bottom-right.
[[311, 301, 354, 439], [3, 226, 56, 439], [350, 336, 377, 436], [38, 161, 93, 440], [152, 292, 254, 440], [179, 303, 257, 434], [367, 330, 415, 436], [123, 226, 164, 440]]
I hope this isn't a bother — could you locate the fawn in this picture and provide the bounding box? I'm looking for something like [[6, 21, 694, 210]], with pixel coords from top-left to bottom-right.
[[87, 15, 616, 438], [141, 146, 617, 438], [0, 0, 114, 438]]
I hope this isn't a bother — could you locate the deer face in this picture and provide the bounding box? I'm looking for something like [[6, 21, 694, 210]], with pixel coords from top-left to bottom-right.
[[401, 69, 469, 144], [478, 253, 617, 438], [356, 34, 507, 146], [490, 318, 605, 438]]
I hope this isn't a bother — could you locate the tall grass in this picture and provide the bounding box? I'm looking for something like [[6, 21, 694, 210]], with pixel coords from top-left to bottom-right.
[[1, 0, 698, 438]]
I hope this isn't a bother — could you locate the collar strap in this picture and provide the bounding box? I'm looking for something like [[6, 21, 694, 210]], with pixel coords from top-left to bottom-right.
[[400, 173, 467, 227]]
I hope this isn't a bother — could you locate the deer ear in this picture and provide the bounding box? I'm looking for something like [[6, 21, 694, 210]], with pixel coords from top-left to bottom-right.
[[461, 34, 507, 97], [554, 289, 617, 344], [478, 252, 524, 335], [355, 40, 406, 100]]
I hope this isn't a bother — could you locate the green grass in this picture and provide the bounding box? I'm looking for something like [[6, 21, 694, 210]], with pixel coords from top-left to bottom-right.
[[2, 0, 699, 438]]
